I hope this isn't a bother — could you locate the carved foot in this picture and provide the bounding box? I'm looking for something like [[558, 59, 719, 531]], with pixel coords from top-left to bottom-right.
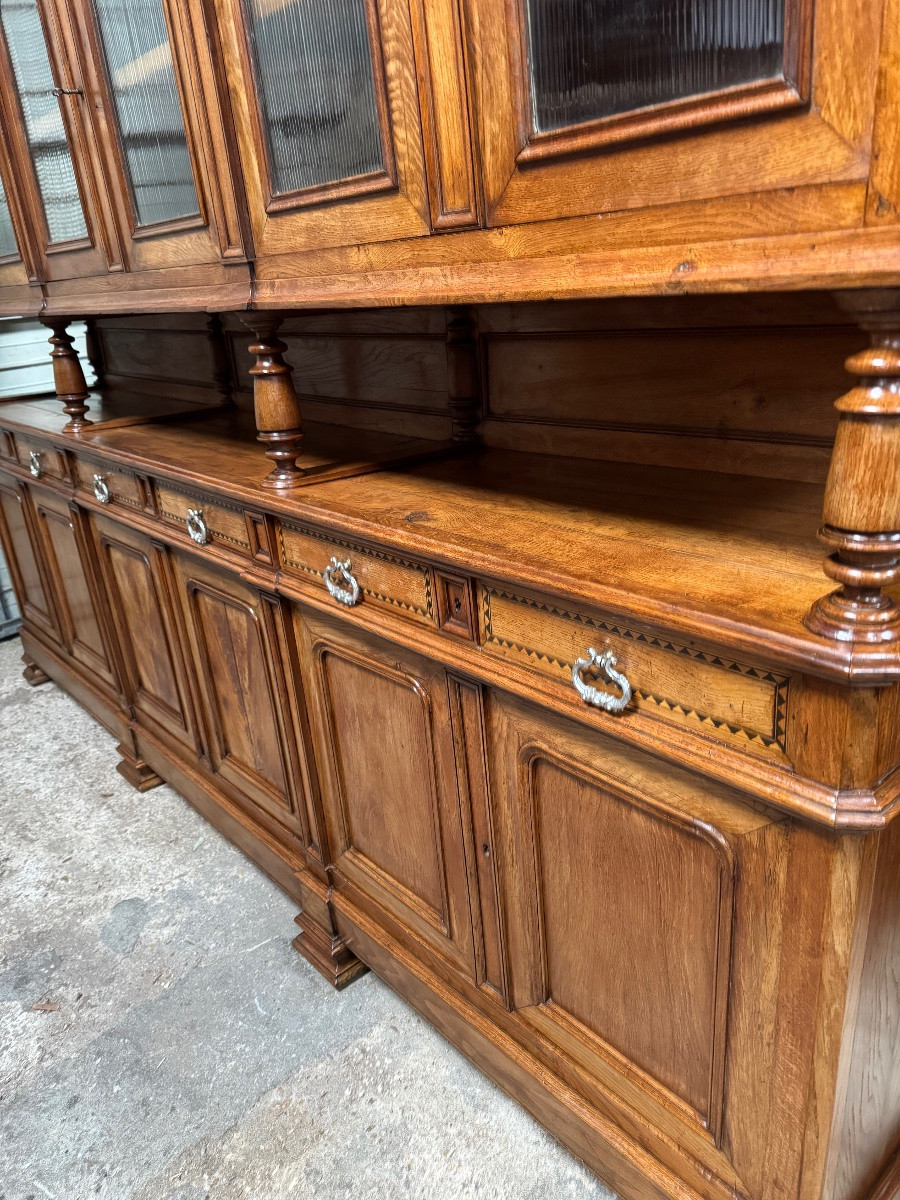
[[292, 914, 368, 990], [115, 743, 163, 792], [22, 654, 50, 686]]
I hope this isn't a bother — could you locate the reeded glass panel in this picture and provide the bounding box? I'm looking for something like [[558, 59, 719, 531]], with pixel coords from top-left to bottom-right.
[[0, 178, 18, 258], [525, 0, 786, 133], [244, 0, 385, 195], [92, 0, 199, 226], [0, 0, 87, 243]]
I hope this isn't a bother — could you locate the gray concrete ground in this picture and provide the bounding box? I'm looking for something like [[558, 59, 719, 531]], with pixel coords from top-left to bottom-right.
[[0, 635, 615, 1200]]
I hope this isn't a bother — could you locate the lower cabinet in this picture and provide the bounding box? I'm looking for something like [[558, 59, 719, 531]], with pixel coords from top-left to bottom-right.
[[170, 549, 313, 849], [90, 513, 198, 759], [293, 605, 476, 978]]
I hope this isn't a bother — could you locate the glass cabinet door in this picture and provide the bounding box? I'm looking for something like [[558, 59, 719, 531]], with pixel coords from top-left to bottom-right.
[[468, 0, 882, 231], [67, 0, 247, 271], [0, 0, 111, 279], [215, 0, 430, 258]]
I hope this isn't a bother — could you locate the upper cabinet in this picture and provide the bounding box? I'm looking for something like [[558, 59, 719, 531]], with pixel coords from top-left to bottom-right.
[[214, 0, 432, 255], [0, 0, 897, 310], [467, 0, 883, 228]]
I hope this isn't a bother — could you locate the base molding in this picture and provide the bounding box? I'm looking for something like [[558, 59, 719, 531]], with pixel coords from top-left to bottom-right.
[[21, 653, 49, 686]]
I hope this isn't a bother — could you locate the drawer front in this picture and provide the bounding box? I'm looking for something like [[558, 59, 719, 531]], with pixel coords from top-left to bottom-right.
[[13, 436, 68, 484], [277, 521, 435, 628], [74, 456, 146, 512], [156, 483, 253, 558], [479, 584, 789, 761]]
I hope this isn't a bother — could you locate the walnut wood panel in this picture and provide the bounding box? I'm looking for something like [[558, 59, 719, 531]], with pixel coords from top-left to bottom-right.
[[277, 520, 435, 627], [30, 485, 116, 689], [213, 0, 431, 260], [466, 0, 879, 230], [171, 548, 308, 843], [92, 513, 197, 756], [479, 584, 790, 762], [294, 606, 474, 975]]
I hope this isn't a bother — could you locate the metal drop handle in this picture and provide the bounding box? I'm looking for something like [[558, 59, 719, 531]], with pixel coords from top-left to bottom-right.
[[28, 451, 42, 479], [324, 556, 361, 607], [186, 508, 209, 546], [92, 473, 110, 504], [571, 648, 632, 714]]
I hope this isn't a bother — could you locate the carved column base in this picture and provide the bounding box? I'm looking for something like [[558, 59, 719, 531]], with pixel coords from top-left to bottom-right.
[[22, 654, 50, 686], [41, 317, 93, 433], [115, 743, 164, 792], [804, 529, 900, 643], [292, 914, 368, 990], [243, 315, 306, 489], [258, 427, 305, 490]]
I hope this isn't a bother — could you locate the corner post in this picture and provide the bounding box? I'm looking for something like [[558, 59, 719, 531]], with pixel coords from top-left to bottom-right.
[[40, 316, 92, 432], [804, 291, 900, 643], [241, 313, 305, 489]]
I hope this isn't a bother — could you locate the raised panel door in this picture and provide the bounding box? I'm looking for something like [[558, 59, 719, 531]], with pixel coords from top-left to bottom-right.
[[0, 471, 58, 642], [92, 513, 197, 755], [214, 0, 431, 257], [467, 0, 881, 231], [171, 549, 311, 845], [484, 689, 799, 1196], [293, 606, 474, 975], [29, 485, 117, 687]]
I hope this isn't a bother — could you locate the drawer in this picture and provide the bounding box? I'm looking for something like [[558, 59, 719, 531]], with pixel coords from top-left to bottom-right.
[[73, 454, 146, 512], [156, 482, 257, 559], [478, 584, 790, 762], [13, 436, 68, 484], [277, 520, 435, 627]]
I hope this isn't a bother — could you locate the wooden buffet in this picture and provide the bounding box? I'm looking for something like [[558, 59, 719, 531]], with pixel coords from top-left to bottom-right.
[[0, 3, 899, 1200]]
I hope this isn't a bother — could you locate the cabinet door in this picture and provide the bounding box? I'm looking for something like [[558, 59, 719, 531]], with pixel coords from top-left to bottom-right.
[[214, 0, 431, 257], [484, 689, 791, 1190], [294, 606, 474, 975], [171, 549, 311, 844], [467, 0, 882, 229], [92, 513, 197, 756], [0, 470, 59, 643], [0, 0, 114, 279], [29, 486, 117, 687], [60, 0, 246, 271]]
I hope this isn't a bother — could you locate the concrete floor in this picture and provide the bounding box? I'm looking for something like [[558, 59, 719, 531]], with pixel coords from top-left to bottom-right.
[[0, 635, 616, 1200]]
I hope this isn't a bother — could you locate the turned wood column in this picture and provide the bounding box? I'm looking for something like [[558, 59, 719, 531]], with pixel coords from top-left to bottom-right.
[[805, 291, 900, 644], [241, 314, 305, 489], [446, 305, 480, 442], [40, 317, 92, 432]]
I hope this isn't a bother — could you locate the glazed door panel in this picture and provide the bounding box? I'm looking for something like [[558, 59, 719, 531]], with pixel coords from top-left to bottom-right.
[[467, 0, 881, 229], [92, 513, 197, 755], [0, 471, 58, 642], [171, 549, 310, 843], [294, 606, 474, 974], [0, 0, 115, 279], [484, 689, 793, 1194], [214, 0, 431, 257], [60, 0, 247, 269], [29, 485, 116, 686]]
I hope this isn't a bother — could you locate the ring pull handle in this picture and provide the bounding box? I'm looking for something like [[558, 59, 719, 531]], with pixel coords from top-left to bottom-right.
[[92, 473, 110, 504], [186, 508, 209, 546], [52, 87, 83, 97], [324, 556, 361, 607], [571, 647, 632, 714], [28, 451, 42, 479]]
